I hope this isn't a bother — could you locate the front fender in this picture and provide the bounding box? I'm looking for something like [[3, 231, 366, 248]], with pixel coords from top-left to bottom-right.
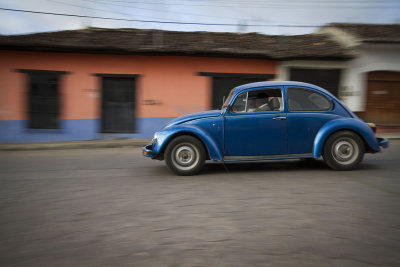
[[313, 118, 379, 158], [153, 125, 223, 161]]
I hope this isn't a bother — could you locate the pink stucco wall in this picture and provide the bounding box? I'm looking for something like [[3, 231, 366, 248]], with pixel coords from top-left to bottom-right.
[[0, 50, 277, 121]]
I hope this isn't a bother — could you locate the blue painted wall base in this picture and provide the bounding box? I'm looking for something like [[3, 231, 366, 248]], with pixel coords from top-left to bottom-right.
[[0, 117, 174, 143]]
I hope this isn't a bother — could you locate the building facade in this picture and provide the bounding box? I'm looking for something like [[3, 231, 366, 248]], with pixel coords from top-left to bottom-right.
[[0, 51, 278, 142], [320, 24, 400, 125], [0, 28, 352, 142]]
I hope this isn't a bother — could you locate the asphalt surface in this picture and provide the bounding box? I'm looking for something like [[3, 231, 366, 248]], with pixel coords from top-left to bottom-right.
[[0, 142, 400, 267]]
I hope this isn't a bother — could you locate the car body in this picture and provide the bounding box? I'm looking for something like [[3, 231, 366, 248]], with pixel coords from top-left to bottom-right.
[[143, 81, 388, 175]]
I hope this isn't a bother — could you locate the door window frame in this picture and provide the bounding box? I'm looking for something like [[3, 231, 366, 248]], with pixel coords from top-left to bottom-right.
[[226, 86, 285, 116]]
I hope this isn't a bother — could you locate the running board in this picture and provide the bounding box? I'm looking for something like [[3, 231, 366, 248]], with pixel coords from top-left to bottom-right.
[[223, 153, 313, 162]]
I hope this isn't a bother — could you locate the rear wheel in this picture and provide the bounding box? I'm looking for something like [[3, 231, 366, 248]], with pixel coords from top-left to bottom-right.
[[323, 131, 364, 170], [165, 135, 206, 176]]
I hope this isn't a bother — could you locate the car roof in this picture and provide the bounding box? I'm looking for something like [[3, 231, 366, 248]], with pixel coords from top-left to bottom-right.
[[235, 81, 336, 98]]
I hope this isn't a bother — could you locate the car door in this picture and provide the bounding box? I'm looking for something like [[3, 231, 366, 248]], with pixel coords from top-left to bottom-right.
[[224, 87, 287, 158], [285, 86, 338, 155]]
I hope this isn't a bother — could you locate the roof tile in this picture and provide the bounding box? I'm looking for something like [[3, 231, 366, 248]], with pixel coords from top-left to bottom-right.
[[0, 27, 354, 59]]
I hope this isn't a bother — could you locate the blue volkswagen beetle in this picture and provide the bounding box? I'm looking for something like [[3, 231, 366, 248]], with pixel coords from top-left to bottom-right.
[[143, 81, 388, 175]]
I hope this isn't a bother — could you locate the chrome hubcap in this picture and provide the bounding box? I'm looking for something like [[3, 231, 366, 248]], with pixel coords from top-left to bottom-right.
[[332, 138, 358, 165], [172, 144, 199, 171], [335, 141, 353, 160], [176, 146, 194, 165]]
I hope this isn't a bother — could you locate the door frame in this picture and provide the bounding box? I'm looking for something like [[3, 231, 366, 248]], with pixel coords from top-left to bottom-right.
[[222, 86, 287, 158], [94, 73, 140, 133], [365, 71, 400, 125]]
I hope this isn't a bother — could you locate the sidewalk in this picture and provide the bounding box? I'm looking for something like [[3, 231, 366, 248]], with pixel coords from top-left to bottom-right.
[[1, 127, 399, 151], [0, 139, 151, 151]]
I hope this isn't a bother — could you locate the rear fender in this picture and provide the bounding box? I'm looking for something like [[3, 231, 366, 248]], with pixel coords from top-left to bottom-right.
[[154, 125, 223, 161], [313, 118, 379, 158]]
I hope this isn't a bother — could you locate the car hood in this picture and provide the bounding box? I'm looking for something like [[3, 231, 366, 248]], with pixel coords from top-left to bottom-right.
[[163, 110, 221, 128]]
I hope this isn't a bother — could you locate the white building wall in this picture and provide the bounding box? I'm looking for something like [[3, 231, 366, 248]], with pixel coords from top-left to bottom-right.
[[279, 43, 400, 112], [343, 44, 400, 112]]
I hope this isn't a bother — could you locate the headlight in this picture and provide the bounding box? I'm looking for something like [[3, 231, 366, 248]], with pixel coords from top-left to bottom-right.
[[152, 132, 158, 146]]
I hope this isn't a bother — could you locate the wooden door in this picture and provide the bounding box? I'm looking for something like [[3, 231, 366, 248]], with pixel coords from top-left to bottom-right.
[[365, 71, 400, 125]]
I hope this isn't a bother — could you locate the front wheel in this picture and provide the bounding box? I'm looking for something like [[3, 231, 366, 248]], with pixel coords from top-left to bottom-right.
[[165, 135, 206, 176], [323, 131, 365, 171]]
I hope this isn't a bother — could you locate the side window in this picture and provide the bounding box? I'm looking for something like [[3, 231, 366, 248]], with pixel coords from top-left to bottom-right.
[[287, 87, 331, 111], [231, 92, 247, 112], [231, 88, 283, 113]]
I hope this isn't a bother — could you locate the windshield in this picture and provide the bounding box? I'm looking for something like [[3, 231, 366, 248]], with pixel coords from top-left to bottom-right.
[[221, 88, 236, 110]]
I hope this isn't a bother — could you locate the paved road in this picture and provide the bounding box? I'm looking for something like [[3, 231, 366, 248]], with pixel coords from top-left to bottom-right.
[[1, 141, 400, 267]]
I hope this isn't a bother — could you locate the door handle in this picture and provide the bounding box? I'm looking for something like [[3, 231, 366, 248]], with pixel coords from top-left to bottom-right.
[[273, 116, 287, 120]]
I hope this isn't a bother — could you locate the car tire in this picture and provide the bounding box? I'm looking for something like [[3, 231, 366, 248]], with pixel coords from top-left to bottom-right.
[[165, 135, 206, 176], [323, 131, 365, 171]]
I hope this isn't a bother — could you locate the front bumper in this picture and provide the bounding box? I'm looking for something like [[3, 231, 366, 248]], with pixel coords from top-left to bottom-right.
[[142, 144, 153, 157], [377, 137, 389, 149]]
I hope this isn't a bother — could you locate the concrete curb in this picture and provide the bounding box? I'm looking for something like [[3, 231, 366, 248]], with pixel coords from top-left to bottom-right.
[[0, 139, 152, 151], [1, 135, 399, 151]]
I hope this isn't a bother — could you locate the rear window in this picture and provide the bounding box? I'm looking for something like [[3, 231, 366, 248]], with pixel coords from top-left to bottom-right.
[[287, 87, 331, 111]]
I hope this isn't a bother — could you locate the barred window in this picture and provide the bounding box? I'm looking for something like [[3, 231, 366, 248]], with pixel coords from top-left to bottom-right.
[[22, 70, 64, 129]]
